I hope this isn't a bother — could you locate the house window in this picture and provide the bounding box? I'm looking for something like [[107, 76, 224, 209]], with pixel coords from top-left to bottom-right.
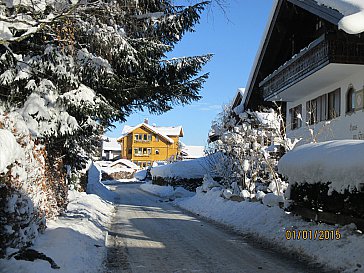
[[155, 149, 160, 155], [346, 86, 355, 113], [306, 88, 341, 124], [289, 104, 302, 130], [148, 134, 152, 141], [328, 88, 341, 119], [155, 136, 159, 142], [134, 148, 142, 155], [306, 94, 327, 125], [147, 148, 152, 155]]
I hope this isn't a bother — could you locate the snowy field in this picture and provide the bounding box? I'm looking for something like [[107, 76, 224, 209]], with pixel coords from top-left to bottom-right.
[[0, 190, 115, 273], [142, 183, 364, 272]]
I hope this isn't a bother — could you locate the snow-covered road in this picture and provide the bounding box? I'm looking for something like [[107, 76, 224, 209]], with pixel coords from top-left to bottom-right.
[[104, 183, 327, 273]]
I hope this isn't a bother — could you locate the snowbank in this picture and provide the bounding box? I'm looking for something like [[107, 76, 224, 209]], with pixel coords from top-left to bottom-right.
[[176, 190, 364, 272], [278, 140, 364, 193], [151, 156, 213, 179], [0, 191, 113, 273], [140, 183, 195, 199], [86, 162, 118, 202], [134, 169, 147, 181]]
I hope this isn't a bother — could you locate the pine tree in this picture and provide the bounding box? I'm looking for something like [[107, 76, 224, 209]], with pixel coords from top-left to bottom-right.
[[0, 0, 212, 169], [0, 0, 212, 253]]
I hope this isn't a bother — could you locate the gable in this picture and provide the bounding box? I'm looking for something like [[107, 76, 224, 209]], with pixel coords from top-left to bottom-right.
[[245, 0, 344, 110]]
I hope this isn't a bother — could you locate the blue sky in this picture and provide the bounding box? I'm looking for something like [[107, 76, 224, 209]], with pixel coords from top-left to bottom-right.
[[106, 1, 274, 146]]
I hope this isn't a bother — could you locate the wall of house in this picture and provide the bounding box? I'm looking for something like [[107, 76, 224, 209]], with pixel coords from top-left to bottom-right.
[[120, 126, 180, 168], [286, 69, 364, 144]]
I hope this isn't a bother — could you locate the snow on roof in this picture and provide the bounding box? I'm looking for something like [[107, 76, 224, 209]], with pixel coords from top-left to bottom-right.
[[181, 145, 206, 159], [232, 88, 247, 115], [156, 126, 183, 137], [118, 123, 183, 144], [278, 140, 364, 194], [314, 0, 364, 34], [102, 137, 120, 151], [109, 159, 139, 170]]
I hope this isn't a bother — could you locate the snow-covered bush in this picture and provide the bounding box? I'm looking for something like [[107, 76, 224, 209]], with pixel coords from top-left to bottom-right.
[[0, 113, 68, 257], [207, 103, 294, 200]]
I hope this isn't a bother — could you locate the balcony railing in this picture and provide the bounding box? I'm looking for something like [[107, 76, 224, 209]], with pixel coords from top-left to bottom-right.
[[259, 34, 364, 100]]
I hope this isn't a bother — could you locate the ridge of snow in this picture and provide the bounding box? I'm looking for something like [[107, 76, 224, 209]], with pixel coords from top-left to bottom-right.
[[278, 140, 364, 193]]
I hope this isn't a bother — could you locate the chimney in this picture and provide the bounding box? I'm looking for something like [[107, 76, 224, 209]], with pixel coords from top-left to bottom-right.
[[144, 118, 149, 124]]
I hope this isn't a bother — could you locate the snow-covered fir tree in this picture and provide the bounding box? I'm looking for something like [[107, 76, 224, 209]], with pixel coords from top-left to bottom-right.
[[0, 0, 212, 255]]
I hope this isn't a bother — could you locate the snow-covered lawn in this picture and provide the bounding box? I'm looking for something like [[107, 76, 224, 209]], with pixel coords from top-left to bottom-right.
[[142, 183, 364, 272], [0, 190, 114, 273]]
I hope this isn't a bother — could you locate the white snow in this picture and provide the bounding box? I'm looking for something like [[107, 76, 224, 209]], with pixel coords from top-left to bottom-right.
[[108, 159, 139, 170], [134, 169, 147, 180], [180, 144, 205, 159], [176, 188, 364, 272], [278, 140, 364, 194], [314, 0, 364, 34], [102, 137, 121, 151], [151, 155, 214, 179], [0, 129, 24, 173], [140, 183, 195, 199], [87, 162, 118, 202], [0, 190, 114, 273]]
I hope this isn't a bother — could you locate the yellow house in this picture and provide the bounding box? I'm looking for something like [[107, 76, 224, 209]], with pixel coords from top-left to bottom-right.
[[117, 121, 184, 168]]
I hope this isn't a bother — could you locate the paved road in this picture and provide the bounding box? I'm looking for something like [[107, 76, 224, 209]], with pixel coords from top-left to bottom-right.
[[104, 183, 330, 273]]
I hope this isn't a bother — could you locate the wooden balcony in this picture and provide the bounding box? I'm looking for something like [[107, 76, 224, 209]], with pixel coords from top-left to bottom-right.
[[260, 34, 364, 101]]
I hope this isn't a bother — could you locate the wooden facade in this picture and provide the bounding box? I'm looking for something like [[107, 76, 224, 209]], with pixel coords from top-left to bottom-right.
[[118, 124, 182, 168]]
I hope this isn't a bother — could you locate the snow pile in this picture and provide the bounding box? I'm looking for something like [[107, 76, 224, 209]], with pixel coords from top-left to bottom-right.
[[0, 129, 24, 173], [278, 140, 364, 194], [151, 155, 214, 180], [314, 0, 364, 34], [140, 183, 175, 197], [176, 189, 364, 272], [0, 190, 113, 273], [134, 169, 148, 180], [86, 162, 118, 202], [140, 183, 195, 199], [201, 175, 221, 192]]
